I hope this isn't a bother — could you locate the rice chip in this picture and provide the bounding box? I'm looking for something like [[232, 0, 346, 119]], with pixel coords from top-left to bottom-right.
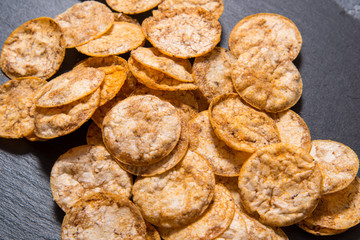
[[106, 0, 163, 14], [216, 205, 248, 240]]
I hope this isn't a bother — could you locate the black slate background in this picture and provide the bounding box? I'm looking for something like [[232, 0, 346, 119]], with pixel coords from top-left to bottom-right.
[[0, 0, 359, 239]]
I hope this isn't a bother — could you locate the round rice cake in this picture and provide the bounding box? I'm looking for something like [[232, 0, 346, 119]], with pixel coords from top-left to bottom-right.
[[86, 121, 104, 146], [142, 7, 221, 59], [55, 1, 114, 48], [34, 88, 100, 139], [270, 110, 311, 152], [158, 0, 224, 19], [103, 95, 182, 166], [229, 13, 302, 61], [61, 193, 146, 240], [209, 93, 281, 153], [298, 177, 360, 235], [193, 47, 237, 103], [132, 150, 215, 228], [158, 184, 235, 240], [238, 143, 322, 227], [231, 47, 303, 112], [131, 47, 193, 83], [215, 205, 248, 240], [35, 67, 104, 108], [297, 221, 347, 236], [106, 0, 163, 14], [0, 77, 46, 138], [189, 111, 251, 176], [50, 145, 133, 213], [116, 118, 188, 176], [0, 17, 65, 80], [310, 139, 359, 195]]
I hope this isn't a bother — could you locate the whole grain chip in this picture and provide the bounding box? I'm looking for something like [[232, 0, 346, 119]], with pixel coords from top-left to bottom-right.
[[35, 67, 104, 108], [86, 121, 104, 146], [310, 139, 359, 194], [131, 47, 193, 83], [298, 177, 360, 235], [231, 47, 302, 112], [209, 94, 280, 153], [103, 95, 182, 166], [34, 88, 100, 139], [189, 111, 251, 176], [158, 184, 235, 240], [55, 1, 114, 48], [50, 145, 133, 213], [132, 150, 215, 228], [158, 0, 224, 19], [0, 77, 46, 138], [238, 143, 322, 227], [0, 17, 65, 80], [106, 0, 162, 14], [142, 7, 221, 59], [216, 205, 248, 240], [61, 193, 146, 240], [270, 110, 311, 152], [193, 47, 237, 103], [229, 13, 302, 60]]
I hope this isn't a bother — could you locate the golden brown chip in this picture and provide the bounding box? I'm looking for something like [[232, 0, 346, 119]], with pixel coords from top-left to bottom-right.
[[0, 77, 46, 138], [158, 184, 235, 240], [106, 0, 163, 14], [158, 0, 224, 19], [132, 150, 215, 228], [310, 140, 359, 194], [113, 12, 141, 25], [103, 95, 182, 166], [216, 205, 248, 240], [50, 145, 133, 213], [35, 67, 104, 108], [61, 193, 147, 240], [297, 221, 347, 236], [142, 7, 221, 58], [34, 88, 100, 139], [270, 110, 311, 152], [193, 47, 237, 103], [238, 143, 322, 227], [209, 94, 281, 153], [189, 111, 251, 176], [229, 13, 302, 60], [86, 121, 104, 146], [0, 17, 65, 80], [215, 176, 242, 208]]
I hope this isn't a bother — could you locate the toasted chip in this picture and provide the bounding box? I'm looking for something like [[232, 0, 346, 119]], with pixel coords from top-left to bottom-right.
[[297, 221, 347, 236], [116, 118, 188, 176], [35, 67, 104, 108], [113, 12, 141, 25], [86, 121, 104, 146], [158, 184, 235, 240], [132, 151, 215, 228], [215, 176, 242, 207], [142, 7, 221, 58], [229, 13, 302, 60], [310, 140, 359, 194], [231, 47, 303, 112], [238, 143, 322, 227], [158, 0, 224, 19], [128, 56, 198, 91], [50, 145, 133, 213], [298, 177, 360, 235], [216, 205, 248, 240], [61, 193, 146, 240], [103, 95, 182, 166], [193, 47, 237, 103], [55, 1, 114, 48], [34, 88, 100, 139], [0, 77, 46, 138], [131, 47, 193, 83], [0, 17, 65, 80], [145, 222, 161, 240], [209, 94, 281, 153], [106, 0, 162, 14], [270, 110, 311, 152], [189, 111, 251, 176]]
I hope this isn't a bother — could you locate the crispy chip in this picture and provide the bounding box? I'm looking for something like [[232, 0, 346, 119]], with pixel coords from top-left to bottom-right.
[[216, 205, 248, 240], [0, 77, 46, 138], [132, 151, 215, 228], [55, 1, 114, 48], [238, 143, 322, 227], [0, 17, 65, 80], [215, 176, 242, 208], [106, 0, 163, 14], [86, 121, 104, 146], [209, 94, 280, 153], [113, 12, 141, 25], [310, 140, 359, 194], [142, 7, 221, 58], [229, 13, 302, 60]]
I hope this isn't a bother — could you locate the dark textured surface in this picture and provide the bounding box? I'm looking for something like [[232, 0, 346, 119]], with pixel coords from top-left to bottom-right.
[[0, 0, 359, 239]]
